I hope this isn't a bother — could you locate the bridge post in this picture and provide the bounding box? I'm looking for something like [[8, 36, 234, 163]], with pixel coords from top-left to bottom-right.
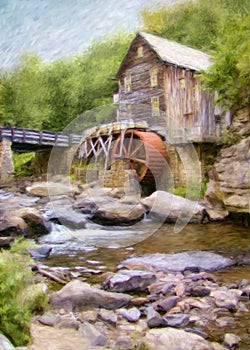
[[0, 138, 14, 183]]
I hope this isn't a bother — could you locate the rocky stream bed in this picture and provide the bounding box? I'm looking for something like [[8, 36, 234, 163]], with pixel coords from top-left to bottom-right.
[[0, 179, 250, 350]]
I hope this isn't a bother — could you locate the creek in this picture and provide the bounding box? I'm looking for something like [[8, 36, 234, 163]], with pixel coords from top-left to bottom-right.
[[40, 218, 250, 282]]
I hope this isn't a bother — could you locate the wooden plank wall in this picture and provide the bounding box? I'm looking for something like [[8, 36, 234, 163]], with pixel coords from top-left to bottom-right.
[[117, 36, 217, 142]]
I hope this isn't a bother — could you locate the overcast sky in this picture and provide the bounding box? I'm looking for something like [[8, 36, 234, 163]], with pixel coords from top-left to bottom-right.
[[0, 0, 178, 69]]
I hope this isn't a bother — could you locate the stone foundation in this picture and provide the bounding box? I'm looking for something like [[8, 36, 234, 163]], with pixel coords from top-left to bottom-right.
[[0, 139, 14, 183], [103, 160, 137, 189]]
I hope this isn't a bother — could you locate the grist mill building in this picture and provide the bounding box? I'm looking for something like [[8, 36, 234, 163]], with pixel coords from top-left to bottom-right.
[[113, 32, 231, 188]]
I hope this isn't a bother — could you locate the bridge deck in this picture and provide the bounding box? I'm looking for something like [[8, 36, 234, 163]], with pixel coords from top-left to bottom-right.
[[0, 127, 82, 149]]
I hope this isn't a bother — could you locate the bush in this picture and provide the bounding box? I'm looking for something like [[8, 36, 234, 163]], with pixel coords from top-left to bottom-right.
[[0, 238, 47, 346], [13, 152, 35, 177], [170, 182, 207, 200]]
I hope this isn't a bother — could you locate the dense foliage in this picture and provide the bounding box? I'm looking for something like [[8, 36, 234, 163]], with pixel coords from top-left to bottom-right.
[[0, 33, 131, 131], [0, 238, 47, 346], [141, 0, 250, 111], [0, 0, 249, 130]]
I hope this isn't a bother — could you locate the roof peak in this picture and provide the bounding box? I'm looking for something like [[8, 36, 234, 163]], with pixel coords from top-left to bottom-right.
[[137, 31, 211, 71]]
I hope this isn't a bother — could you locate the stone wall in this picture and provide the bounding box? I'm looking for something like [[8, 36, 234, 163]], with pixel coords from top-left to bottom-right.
[[103, 160, 137, 190], [0, 139, 14, 183], [205, 107, 250, 215]]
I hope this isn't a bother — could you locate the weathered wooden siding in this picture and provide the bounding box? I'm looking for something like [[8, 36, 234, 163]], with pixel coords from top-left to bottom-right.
[[117, 37, 165, 122], [164, 66, 216, 141], [117, 35, 218, 143]]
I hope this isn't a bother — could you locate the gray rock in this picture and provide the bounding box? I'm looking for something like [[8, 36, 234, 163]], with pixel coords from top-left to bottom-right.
[[92, 201, 145, 225], [146, 306, 164, 328], [47, 206, 87, 229], [118, 307, 141, 322], [28, 245, 52, 259], [57, 314, 79, 330], [163, 313, 190, 327], [37, 312, 61, 326], [224, 333, 241, 348], [216, 317, 234, 328], [189, 285, 211, 297], [211, 289, 242, 311], [141, 190, 208, 223], [153, 296, 180, 312], [49, 280, 131, 311], [115, 336, 132, 350], [79, 310, 98, 323], [0, 334, 15, 350], [80, 322, 107, 346], [105, 269, 156, 292], [98, 309, 118, 324], [26, 181, 80, 197], [145, 328, 227, 350], [120, 251, 236, 273], [74, 192, 116, 213], [205, 135, 250, 214], [242, 285, 250, 296]]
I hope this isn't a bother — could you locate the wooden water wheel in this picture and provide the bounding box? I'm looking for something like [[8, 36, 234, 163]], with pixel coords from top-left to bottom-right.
[[112, 129, 167, 182]]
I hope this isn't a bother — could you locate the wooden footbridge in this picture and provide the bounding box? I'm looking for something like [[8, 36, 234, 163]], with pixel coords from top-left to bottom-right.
[[0, 127, 82, 151]]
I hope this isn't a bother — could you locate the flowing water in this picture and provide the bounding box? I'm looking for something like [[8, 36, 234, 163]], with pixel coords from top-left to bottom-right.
[[40, 218, 250, 281]]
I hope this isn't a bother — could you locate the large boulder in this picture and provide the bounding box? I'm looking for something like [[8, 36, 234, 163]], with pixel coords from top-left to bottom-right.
[[104, 269, 156, 292], [49, 280, 131, 311], [0, 334, 15, 350], [205, 136, 249, 214], [74, 193, 117, 214], [46, 206, 87, 229], [0, 207, 51, 237], [119, 251, 236, 273], [91, 201, 145, 225], [13, 207, 51, 236], [30, 324, 90, 350], [141, 191, 209, 224], [145, 328, 227, 350], [26, 181, 80, 197]]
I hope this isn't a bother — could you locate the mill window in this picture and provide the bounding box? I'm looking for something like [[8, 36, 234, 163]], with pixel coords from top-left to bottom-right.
[[151, 97, 160, 116], [151, 67, 158, 87], [179, 77, 185, 89], [137, 46, 143, 58], [124, 74, 132, 93]]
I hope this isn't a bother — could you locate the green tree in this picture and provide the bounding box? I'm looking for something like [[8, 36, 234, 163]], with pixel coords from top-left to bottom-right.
[[141, 0, 250, 110], [0, 54, 51, 129], [141, 0, 225, 51], [0, 33, 131, 131], [202, 13, 250, 110]]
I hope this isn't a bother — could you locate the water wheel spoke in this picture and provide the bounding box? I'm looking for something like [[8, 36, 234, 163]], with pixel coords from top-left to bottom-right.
[[127, 132, 134, 156], [129, 142, 145, 159], [122, 143, 129, 157]]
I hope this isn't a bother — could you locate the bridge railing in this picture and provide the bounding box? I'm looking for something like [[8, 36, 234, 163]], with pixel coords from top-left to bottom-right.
[[0, 127, 82, 147]]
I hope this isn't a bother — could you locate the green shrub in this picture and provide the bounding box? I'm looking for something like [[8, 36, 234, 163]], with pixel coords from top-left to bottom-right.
[[170, 182, 207, 200], [221, 128, 241, 147], [0, 238, 47, 346], [13, 152, 35, 177]]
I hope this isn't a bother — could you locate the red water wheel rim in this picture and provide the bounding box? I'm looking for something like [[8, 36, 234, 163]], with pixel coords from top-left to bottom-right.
[[112, 130, 167, 182]]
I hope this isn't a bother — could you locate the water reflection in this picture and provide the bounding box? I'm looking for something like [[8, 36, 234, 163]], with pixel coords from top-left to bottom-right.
[[40, 220, 250, 273]]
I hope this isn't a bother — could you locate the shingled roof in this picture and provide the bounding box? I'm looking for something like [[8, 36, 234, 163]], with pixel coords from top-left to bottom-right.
[[117, 32, 212, 76]]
